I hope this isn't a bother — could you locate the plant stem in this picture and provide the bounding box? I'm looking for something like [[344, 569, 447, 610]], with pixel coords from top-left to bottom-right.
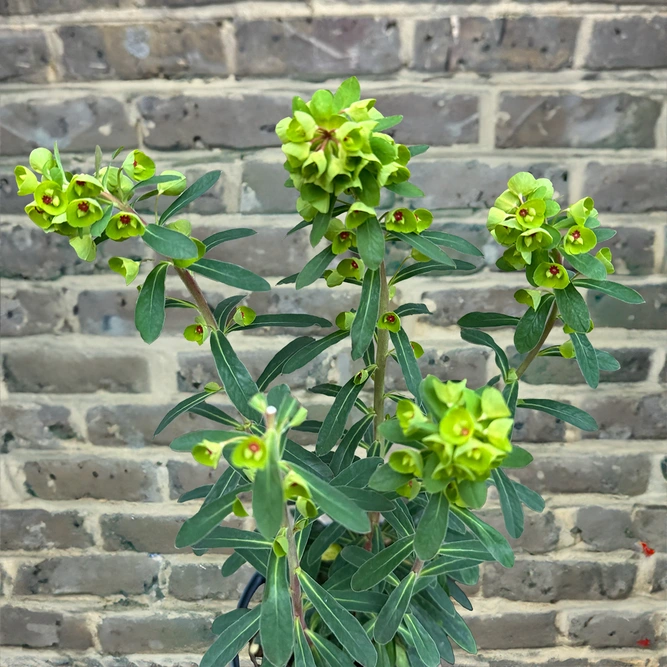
[[373, 261, 390, 443], [515, 300, 559, 380], [284, 505, 306, 629]]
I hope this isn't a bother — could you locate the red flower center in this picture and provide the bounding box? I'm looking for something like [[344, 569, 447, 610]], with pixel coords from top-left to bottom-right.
[[351, 260, 358, 269], [195, 325, 203, 335], [461, 428, 469, 436], [76, 180, 85, 186], [549, 265, 560, 276], [133, 160, 138, 168], [519, 208, 528, 217], [78, 201, 90, 213], [119, 215, 131, 225], [386, 315, 396, 323], [42, 195, 53, 205], [339, 232, 350, 241], [248, 441, 261, 453], [571, 230, 581, 240], [394, 211, 403, 221]]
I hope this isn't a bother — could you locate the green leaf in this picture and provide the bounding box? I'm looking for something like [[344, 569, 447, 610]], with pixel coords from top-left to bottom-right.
[[190, 258, 271, 292], [129, 173, 181, 192], [460, 328, 510, 379], [143, 224, 199, 260], [296, 245, 335, 290], [570, 331, 599, 389], [369, 463, 412, 493], [385, 500, 415, 538], [356, 216, 385, 270], [284, 440, 333, 481], [311, 195, 336, 247], [297, 569, 378, 667], [282, 330, 349, 374], [438, 609, 476, 654], [404, 614, 440, 667], [339, 487, 393, 512], [502, 444, 533, 468], [253, 441, 283, 539], [392, 259, 475, 283], [390, 328, 422, 399], [135, 261, 168, 344], [238, 313, 331, 331], [517, 398, 598, 431], [175, 486, 250, 548], [94, 145, 103, 178], [419, 557, 484, 578], [309, 382, 369, 414], [169, 429, 239, 452], [450, 506, 514, 568], [514, 295, 554, 354], [394, 303, 431, 318], [221, 551, 245, 577], [211, 608, 249, 634], [330, 413, 375, 475], [573, 278, 644, 304], [351, 269, 381, 360], [189, 402, 240, 428], [351, 536, 414, 591], [308, 631, 357, 667], [420, 230, 483, 257], [410, 601, 455, 663], [593, 228, 616, 242], [391, 232, 455, 268], [492, 469, 524, 539], [210, 330, 260, 420], [178, 485, 211, 503], [214, 294, 247, 328], [204, 467, 244, 506], [333, 76, 361, 111], [203, 228, 256, 251], [375, 572, 417, 644], [195, 527, 272, 549], [258, 337, 314, 391], [331, 590, 387, 614], [307, 523, 346, 566], [564, 251, 607, 281], [294, 620, 316, 667], [165, 296, 197, 310], [457, 312, 520, 328], [596, 349, 620, 372], [289, 463, 370, 534], [408, 145, 429, 157], [385, 182, 425, 198], [160, 170, 221, 224], [414, 492, 449, 561], [154, 391, 216, 435], [261, 551, 293, 667], [374, 115, 403, 132], [316, 376, 367, 455], [554, 283, 590, 333], [514, 481, 546, 512], [331, 457, 383, 489], [200, 604, 260, 667]]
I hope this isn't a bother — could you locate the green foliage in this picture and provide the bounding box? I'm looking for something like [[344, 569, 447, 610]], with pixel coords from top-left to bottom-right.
[[13, 78, 641, 667]]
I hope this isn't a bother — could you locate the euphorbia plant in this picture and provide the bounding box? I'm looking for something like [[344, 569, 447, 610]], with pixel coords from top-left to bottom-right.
[[14, 77, 644, 666]]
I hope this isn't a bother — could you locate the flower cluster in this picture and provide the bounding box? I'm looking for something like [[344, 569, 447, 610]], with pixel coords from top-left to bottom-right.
[[387, 376, 512, 509]]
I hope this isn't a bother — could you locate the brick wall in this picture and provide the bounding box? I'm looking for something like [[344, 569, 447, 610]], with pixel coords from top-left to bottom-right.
[[1, 0, 666, 665]]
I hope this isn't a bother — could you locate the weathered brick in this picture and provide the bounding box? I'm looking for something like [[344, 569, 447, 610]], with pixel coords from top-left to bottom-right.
[[1, 284, 74, 336], [0, 509, 93, 551], [144, 0, 291, 4], [652, 555, 667, 593], [414, 17, 580, 72], [422, 286, 521, 326], [137, 93, 288, 151], [167, 460, 225, 500], [14, 555, 160, 596], [566, 608, 655, 648], [240, 160, 299, 214], [0, 29, 50, 83], [0, 606, 93, 649], [59, 22, 227, 81], [512, 406, 565, 443], [3, 345, 150, 393], [633, 506, 667, 552], [236, 18, 401, 79], [101, 514, 188, 553], [604, 226, 656, 276], [24, 458, 162, 502], [573, 506, 636, 552], [1, 403, 77, 452], [583, 391, 667, 440], [466, 611, 558, 649], [510, 453, 650, 495], [1, 0, 121, 13], [496, 93, 661, 149], [0, 96, 135, 156], [583, 162, 667, 213], [482, 559, 636, 602], [586, 17, 667, 70], [169, 562, 253, 600], [409, 160, 568, 210], [98, 613, 214, 653], [586, 282, 666, 329], [477, 508, 561, 555]]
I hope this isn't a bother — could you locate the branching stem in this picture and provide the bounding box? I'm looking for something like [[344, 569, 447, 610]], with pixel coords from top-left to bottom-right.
[[516, 300, 559, 380], [373, 261, 390, 444], [284, 505, 306, 630]]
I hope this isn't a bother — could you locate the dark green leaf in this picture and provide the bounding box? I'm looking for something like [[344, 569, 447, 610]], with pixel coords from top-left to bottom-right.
[[169, 429, 239, 452], [189, 402, 240, 428], [390, 328, 422, 399], [554, 283, 590, 333], [239, 313, 332, 331], [356, 217, 385, 270], [190, 258, 271, 292], [261, 551, 293, 667], [294, 620, 316, 667], [340, 487, 394, 511], [386, 182, 425, 198], [410, 600, 455, 663], [457, 479, 488, 509], [391, 232, 455, 268], [154, 390, 213, 435], [332, 457, 383, 489], [316, 376, 367, 455], [404, 614, 440, 667], [420, 557, 483, 578], [502, 444, 533, 468], [204, 467, 244, 506], [514, 481, 546, 512], [308, 382, 368, 414], [351, 269, 381, 360], [517, 398, 598, 431], [195, 527, 272, 549], [143, 224, 199, 260], [330, 413, 375, 475], [160, 170, 221, 224], [178, 485, 211, 503], [570, 331, 599, 388], [296, 246, 335, 290], [446, 578, 472, 611], [135, 261, 168, 344], [375, 572, 417, 644], [307, 522, 346, 566], [596, 349, 620, 372], [460, 328, 510, 379], [514, 295, 554, 354], [392, 259, 475, 283], [308, 631, 357, 667], [414, 492, 449, 561], [593, 228, 616, 242], [439, 609, 476, 654], [214, 294, 247, 328], [384, 499, 415, 538], [221, 553, 246, 579], [333, 76, 361, 111], [450, 506, 514, 567], [203, 228, 256, 251], [351, 536, 414, 591], [165, 296, 197, 310], [492, 469, 524, 539], [258, 337, 314, 391], [200, 605, 260, 667], [331, 590, 387, 614], [573, 279, 644, 304], [369, 463, 412, 493], [212, 607, 249, 634], [374, 115, 403, 131], [408, 145, 429, 157], [394, 303, 431, 317], [457, 312, 520, 328], [311, 195, 336, 247], [564, 251, 607, 281], [253, 443, 283, 539], [284, 440, 333, 481], [420, 230, 483, 257], [129, 173, 181, 192]]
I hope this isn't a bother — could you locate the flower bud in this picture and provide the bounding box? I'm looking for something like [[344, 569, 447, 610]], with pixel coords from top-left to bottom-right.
[[233, 306, 257, 327], [122, 150, 156, 182], [14, 166, 38, 196], [378, 311, 400, 333], [157, 170, 187, 196], [29, 147, 53, 174], [108, 256, 141, 286], [192, 439, 225, 468]]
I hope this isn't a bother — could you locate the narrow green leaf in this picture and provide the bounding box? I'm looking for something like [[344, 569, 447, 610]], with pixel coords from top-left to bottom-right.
[[394, 303, 431, 317], [514, 481, 546, 512], [340, 487, 394, 512], [517, 398, 598, 431], [284, 440, 333, 481], [384, 499, 415, 538], [392, 259, 475, 283], [404, 614, 440, 667], [135, 261, 168, 344], [369, 463, 412, 493], [391, 232, 455, 267], [311, 195, 336, 247], [169, 429, 239, 452], [596, 349, 620, 372], [190, 258, 271, 292], [239, 313, 331, 331], [460, 328, 510, 379], [200, 604, 260, 667], [261, 551, 294, 667], [307, 522, 346, 566], [178, 485, 211, 503], [573, 279, 645, 304], [296, 245, 335, 290], [165, 296, 198, 310], [214, 294, 247, 328], [439, 609, 476, 654], [258, 337, 314, 391], [386, 182, 425, 198], [563, 251, 607, 281], [331, 457, 383, 489], [204, 467, 244, 506], [570, 331, 600, 389], [450, 506, 514, 568], [294, 620, 316, 667], [308, 382, 369, 414], [351, 269, 381, 360], [298, 569, 378, 667], [594, 228, 616, 242], [333, 76, 361, 112], [189, 402, 240, 428], [457, 312, 520, 328], [94, 145, 103, 178], [375, 572, 416, 644], [129, 173, 181, 192], [374, 115, 403, 131], [253, 443, 283, 539], [502, 444, 533, 468], [514, 295, 554, 354], [420, 230, 483, 257], [154, 391, 212, 435], [221, 551, 246, 577], [390, 328, 422, 399], [203, 228, 256, 251], [329, 414, 374, 476], [554, 283, 590, 333], [331, 590, 388, 614], [316, 376, 367, 455], [282, 330, 349, 374], [414, 492, 449, 561], [160, 170, 221, 224], [356, 216, 385, 270], [143, 224, 199, 260], [195, 527, 272, 549], [410, 601, 455, 663], [308, 630, 357, 667], [351, 536, 414, 591], [492, 469, 524, 539], [211, 608, 249, 635], [408, 145, 429, 157]]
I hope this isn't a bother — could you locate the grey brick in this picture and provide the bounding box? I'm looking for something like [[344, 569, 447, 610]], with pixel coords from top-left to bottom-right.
[[586, 17, 667, 70], [24, 458, 162, 502], [137, 93, 288, 151], [567, 608, 655, 648], [477, 508, 561, 555], [14, 555, 160, 596], [482, 559, 636, 602], [1, 0, 121, 12], [167, 460, 226, 500], [0, 509, 93, 551], [169, 562, 253, 600], [512, 406, 565, 443], [0, 403, 77, 452], [59, 22, 227, 81], [0, 96, 135, 156], [604, 226, 656, 276], [101, 514, 187, 553], [496, 93, 661, 149], [0, 606, 93, 649], [583, 162, 667, 213], [144, 0, 290, 4], [632, 506, 667, 552], [240, 160, 299, 214], [466, 611, 558, 649], [510, 453, 650, 496], [0, 29, 50, 83], [3, 345, 150, 393], [1, 284, 74, 336], [422, 286, 522, 326], [414, 17, 580, 73], [586, 282, 666, 329], [236, 18, 401, 79], [652, 555, 667, 593], [573, 506, 636, 552], [98, 613, 214, 653]]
